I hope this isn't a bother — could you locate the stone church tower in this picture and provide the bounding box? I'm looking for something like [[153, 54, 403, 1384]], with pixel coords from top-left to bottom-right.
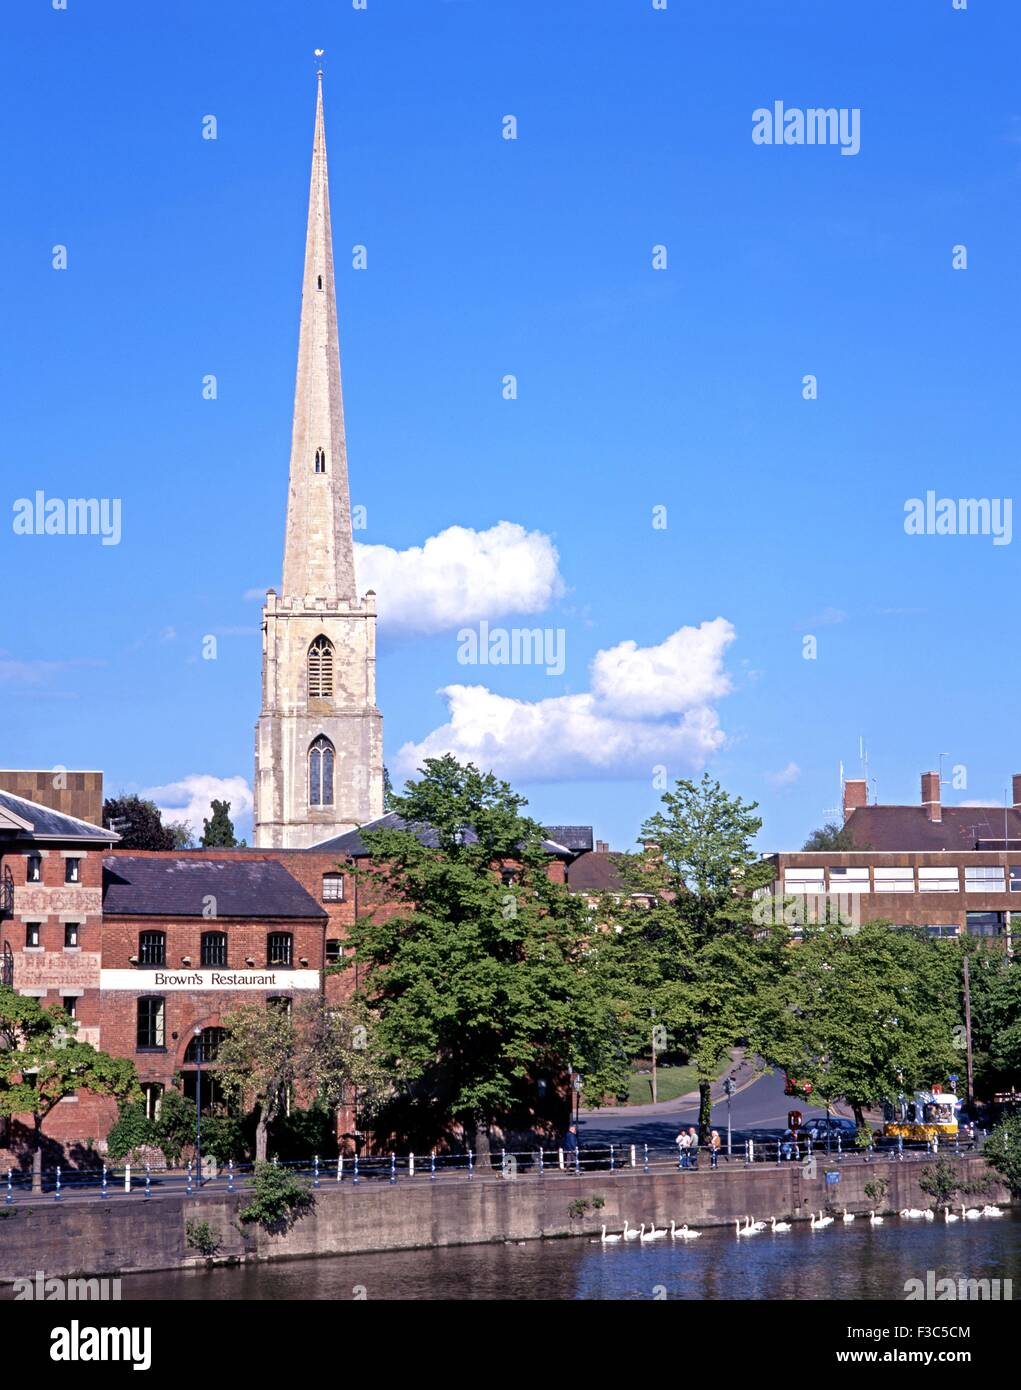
[[254, 72, 383, 849]]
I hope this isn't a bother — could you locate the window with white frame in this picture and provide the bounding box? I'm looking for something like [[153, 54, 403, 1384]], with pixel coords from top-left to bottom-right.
[[918, 866, 961, 892], [828, 866, 870, 892], [873, 867, 915, 893], [965, 865, 1006, 893], [782, 867, 824, 892]]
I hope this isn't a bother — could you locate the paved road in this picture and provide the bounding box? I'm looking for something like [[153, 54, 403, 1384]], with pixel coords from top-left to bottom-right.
[[576, 1069, 838, 1151]]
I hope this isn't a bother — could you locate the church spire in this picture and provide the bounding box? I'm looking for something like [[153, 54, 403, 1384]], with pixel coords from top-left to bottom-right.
[[280, 70, 357, 602]]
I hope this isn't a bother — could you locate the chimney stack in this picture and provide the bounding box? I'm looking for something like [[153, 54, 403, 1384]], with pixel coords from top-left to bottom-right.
[[1012, 774, 1021, 810], [921, 770, 941, 822], [842, 779, 867, 820], [595, 839, 609, 853]]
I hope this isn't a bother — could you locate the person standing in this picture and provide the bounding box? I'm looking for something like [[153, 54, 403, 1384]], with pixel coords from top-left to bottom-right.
[[677, 1128, 691, 1170], [709, 1129, 721, 1169], [686, 1123, 702, 1167]]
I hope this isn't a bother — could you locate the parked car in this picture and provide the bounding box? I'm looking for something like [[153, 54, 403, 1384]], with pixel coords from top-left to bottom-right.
[[803, 1117, 857, 1143]]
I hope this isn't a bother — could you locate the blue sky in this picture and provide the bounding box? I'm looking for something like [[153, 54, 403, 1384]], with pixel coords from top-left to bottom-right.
[[2, 0, 1019, 850]]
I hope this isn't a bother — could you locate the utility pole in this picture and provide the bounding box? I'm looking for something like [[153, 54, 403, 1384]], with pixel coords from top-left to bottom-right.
[[963, 954, 975, 1108]]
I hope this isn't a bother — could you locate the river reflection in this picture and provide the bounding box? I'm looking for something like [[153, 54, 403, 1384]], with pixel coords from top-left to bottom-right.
[[104, 1213, 1021, 1301]]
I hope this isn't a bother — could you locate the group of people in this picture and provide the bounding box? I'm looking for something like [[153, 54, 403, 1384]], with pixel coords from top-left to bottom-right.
[[676, 1126, 722, 1169]]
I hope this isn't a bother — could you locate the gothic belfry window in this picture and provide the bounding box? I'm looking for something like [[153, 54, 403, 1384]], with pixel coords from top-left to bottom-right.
[[314, 447, 326, 473], [309, 735, 335, 807], [307, 635, 334, 698]]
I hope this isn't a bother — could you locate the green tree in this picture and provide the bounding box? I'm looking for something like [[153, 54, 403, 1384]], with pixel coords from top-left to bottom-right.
[[0, 987, 141, 1190], [215, 998, 386, 1162], [102, 794, 192, 850], [347, 755, 630, 1158], [602, 775, 781, 1138], [382, 765, 396, 812], [801, 822, 857, 851], [965, 947, 1021, 1090], [984, 1114, 1021, 1197], [761, 923, 961, 1127], [239, 1161, 314, 1231], [201, 799, 238, 848]]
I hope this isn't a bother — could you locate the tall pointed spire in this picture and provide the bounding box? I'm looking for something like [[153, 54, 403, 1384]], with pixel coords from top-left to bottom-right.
[[281, 70, 357, 601]]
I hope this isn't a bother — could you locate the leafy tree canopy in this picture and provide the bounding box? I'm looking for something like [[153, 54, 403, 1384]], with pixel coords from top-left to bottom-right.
[[102, 794, 192, 850], [802, 821, 857, 851]]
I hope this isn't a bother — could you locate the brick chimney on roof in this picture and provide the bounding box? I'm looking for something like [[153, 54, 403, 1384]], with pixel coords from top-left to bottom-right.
[[1012, 774, 1021, 809], [921, 770, 941, 822], [843, 779, 867, 820]]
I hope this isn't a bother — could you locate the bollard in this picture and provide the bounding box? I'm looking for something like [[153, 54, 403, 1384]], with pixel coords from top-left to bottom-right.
[[390, 1152, 397, 1185], [431, 1150, 436, 1182], [186, 1160, 193, 1196], [776, 1141, 781, 1167], [836, 1134, 842, 1160], [467, 1149, 474, 1181], [643, 1143, 650, 1174], [353, 1153, 360, 1185], [538, 1147, 544, 1177], [54, 1166, 62, 1202], [5, 1168, 12, 1205], [409, 1152, 415, 1179], [313, 1155, 321, 1189], [501, 1148, 507, 1179], [748, 1139, 754, 1165], [609, 1144, 615, 1172], [145, 1166, 151, 1200], [631, 1144, 637, 1169], [124, 1163, 131, 1193], [101, 1165, 108, 1200], [337, 1155, 343, 1183], [228, 1159, 235, 1192], [558, 1147, 564, 1171], [574, 1145, 580, 1176]]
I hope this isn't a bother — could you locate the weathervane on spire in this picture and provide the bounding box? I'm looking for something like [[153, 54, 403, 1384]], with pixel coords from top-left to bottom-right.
[[314, 48, 325, 78]]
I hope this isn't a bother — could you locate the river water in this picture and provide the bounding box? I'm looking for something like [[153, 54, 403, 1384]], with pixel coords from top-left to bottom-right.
[[111, 1212, 1021, 1301]]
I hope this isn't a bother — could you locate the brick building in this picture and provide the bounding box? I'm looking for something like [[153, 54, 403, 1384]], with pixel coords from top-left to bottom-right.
[[766, 769, 1021, 940], [0, 781, 118, 1149], [100, 855, 328, 1121]]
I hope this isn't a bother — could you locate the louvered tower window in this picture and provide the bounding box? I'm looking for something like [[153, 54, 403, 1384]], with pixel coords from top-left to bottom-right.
[[307, 635, 334, 698], [314, 447, 326, 473]]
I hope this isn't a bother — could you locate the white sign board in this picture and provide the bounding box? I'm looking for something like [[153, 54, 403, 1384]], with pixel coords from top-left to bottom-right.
[[99, 969, 321, 992]]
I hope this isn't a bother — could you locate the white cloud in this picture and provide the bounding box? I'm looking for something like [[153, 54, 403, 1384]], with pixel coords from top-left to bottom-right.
[[354, 521, 563, 634], [144, 774, 254, 841], [768, 761, 801, 787], [590, 619, 734, 718], [396, 619, 735, 782]]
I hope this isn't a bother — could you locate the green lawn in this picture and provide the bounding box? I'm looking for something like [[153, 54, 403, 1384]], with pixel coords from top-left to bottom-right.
[[624, 1065, 700, 1106]]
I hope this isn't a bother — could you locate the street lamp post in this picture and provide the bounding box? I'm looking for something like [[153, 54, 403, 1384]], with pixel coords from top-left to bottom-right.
[[723, 1076, 736, 1157], [193, 1027, 203, 1186]]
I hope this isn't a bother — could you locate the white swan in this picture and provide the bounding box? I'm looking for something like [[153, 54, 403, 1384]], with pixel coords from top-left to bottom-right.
[[842, 1209, 855, 1223], [812, 1211, 834, 1228], [736, 1216, 757, 1236], [678, 1224, 702, 1240], [923, 1209, 935, 1221], [869, 1210, 884, 1225], [646, 1220, 667, 1240], [771, 1216, 791, 1232], [981, 1205, 1004, 1217], [748, 1215, 768, 1232], [962, 1206, 982, 1220], [899, 1208, 924, 1219], [639, 1223, 655, 1242], [600, 1224, 622, 1243], [944, 1208, 959, 1222], [623, 1220, 640, 1241]]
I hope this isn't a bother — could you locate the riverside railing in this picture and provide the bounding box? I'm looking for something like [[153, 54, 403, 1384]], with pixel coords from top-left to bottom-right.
[[1, 1133, 982, 1205]]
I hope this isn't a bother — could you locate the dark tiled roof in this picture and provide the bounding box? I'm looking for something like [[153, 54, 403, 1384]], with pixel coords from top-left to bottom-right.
[[310, 813, 574, 859], [543, 825, 594, 853], [103, 856, 325, 919], [845, 805, 1021, 852], [567, 850, 627, 894], [0, 789, 116, 844]]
